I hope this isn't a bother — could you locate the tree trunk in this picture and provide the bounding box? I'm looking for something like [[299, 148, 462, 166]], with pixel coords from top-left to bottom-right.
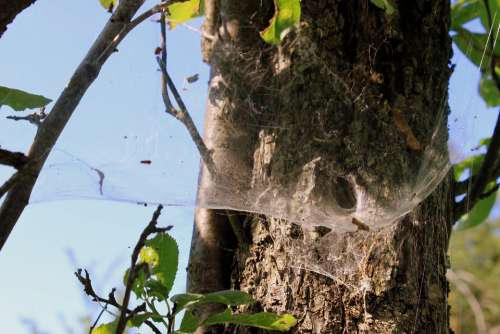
[[189, 0, 454, 333]]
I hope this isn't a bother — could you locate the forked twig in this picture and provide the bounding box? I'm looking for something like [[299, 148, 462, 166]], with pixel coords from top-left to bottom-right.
[[75, 269, 161, 334], [156, 14, 217, 176], [116, 205, 171, 333]]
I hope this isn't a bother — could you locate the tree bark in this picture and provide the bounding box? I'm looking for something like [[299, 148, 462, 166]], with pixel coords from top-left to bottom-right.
[[189, 0, 454, 332], [0, 0, 36, 38]]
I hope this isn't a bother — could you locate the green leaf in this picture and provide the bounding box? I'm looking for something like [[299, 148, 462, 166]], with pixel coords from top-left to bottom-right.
[[139, 232, 179, 297], [171, 290, 253, 314], [203, 309, 297, 332], [98, 0, 117, 12], [451, 0, 482, 30], [171, 293, 203, 312], [456, 187, 497, 230], [202, 290, 254, 306], [144, 279, 170, 301], [453, 28, 500, 71], [479, 0, 500, 32], [480, 73, 500, 107], [454, 154, 484, 180], [128, 313, 151, 328], [179, 311, 200, 332], [370, 0, 396, 15], [0, 86, 51, 112], [123, 265, 149, 299], [166, 0, 204, 29], [478, 137, 492, 148], [260, 0, 301, 45], [90, 321, 117, 334]]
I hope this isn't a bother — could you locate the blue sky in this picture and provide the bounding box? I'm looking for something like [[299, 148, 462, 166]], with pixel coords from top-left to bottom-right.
[[0, 1, 498, 333]]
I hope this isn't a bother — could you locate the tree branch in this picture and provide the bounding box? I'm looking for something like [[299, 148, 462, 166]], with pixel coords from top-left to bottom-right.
[[116, 204, 170, 333], [0, 0, 185, 252], [0, 0, 36, 38], [455, 0, 500, 220], [156, 55, 217, 176], [0, 148, 28, 169], [75, 269, 161, 334]]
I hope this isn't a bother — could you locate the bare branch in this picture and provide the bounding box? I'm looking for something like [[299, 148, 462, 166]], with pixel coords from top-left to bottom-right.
[[6, 107, 47, 126], [156, 56, 217, 176], [0, 148, 28, 169], [0, 0, 36, 38]]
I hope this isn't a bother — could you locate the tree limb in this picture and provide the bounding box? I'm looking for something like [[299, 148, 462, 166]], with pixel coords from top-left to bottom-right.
[[0, 0, 36, 38], [0, 148, 28, 169]]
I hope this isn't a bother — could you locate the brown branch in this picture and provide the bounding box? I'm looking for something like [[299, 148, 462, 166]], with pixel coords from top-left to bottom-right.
[[0, 154, 43, 200], [156, 56, 217, 176], [0, 0, 36, 38], [6, 107, 47, 127], [116, 205, 171, 334], [0, 0, 186, 252], [455, 1, 500, 221], [0, 148, 28, 169]]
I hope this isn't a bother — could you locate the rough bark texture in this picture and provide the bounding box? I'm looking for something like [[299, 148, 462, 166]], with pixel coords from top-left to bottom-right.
[[189, 0, 453, 333], [0, 0, 36, 38]]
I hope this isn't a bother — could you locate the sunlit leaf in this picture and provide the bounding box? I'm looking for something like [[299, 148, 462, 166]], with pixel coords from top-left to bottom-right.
[[370, 0, 396, 15], [203, 309, 297, 331], [166, 0, 204, 29], [139, 232, 179, 298], [480, 73, 500, 107], [0, 86, 51, 112], [91, 321, 117, 334], [98, 0, 117, 12], [456, 186, 497, 230], [260, 0, 301, 45], [451, 0, 482, 30]]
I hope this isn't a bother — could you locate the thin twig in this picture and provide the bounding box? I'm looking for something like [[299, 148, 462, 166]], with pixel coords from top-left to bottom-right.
[[6, 107, 47, 126], [455, 1, 500, 220], [160, 9, 174, 112], [89, 301, 108, 334], [96, 3, 169, 65], [156, 56, 217, 176], [75, 269, 162, 334], [116, 205, 170, 334]]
